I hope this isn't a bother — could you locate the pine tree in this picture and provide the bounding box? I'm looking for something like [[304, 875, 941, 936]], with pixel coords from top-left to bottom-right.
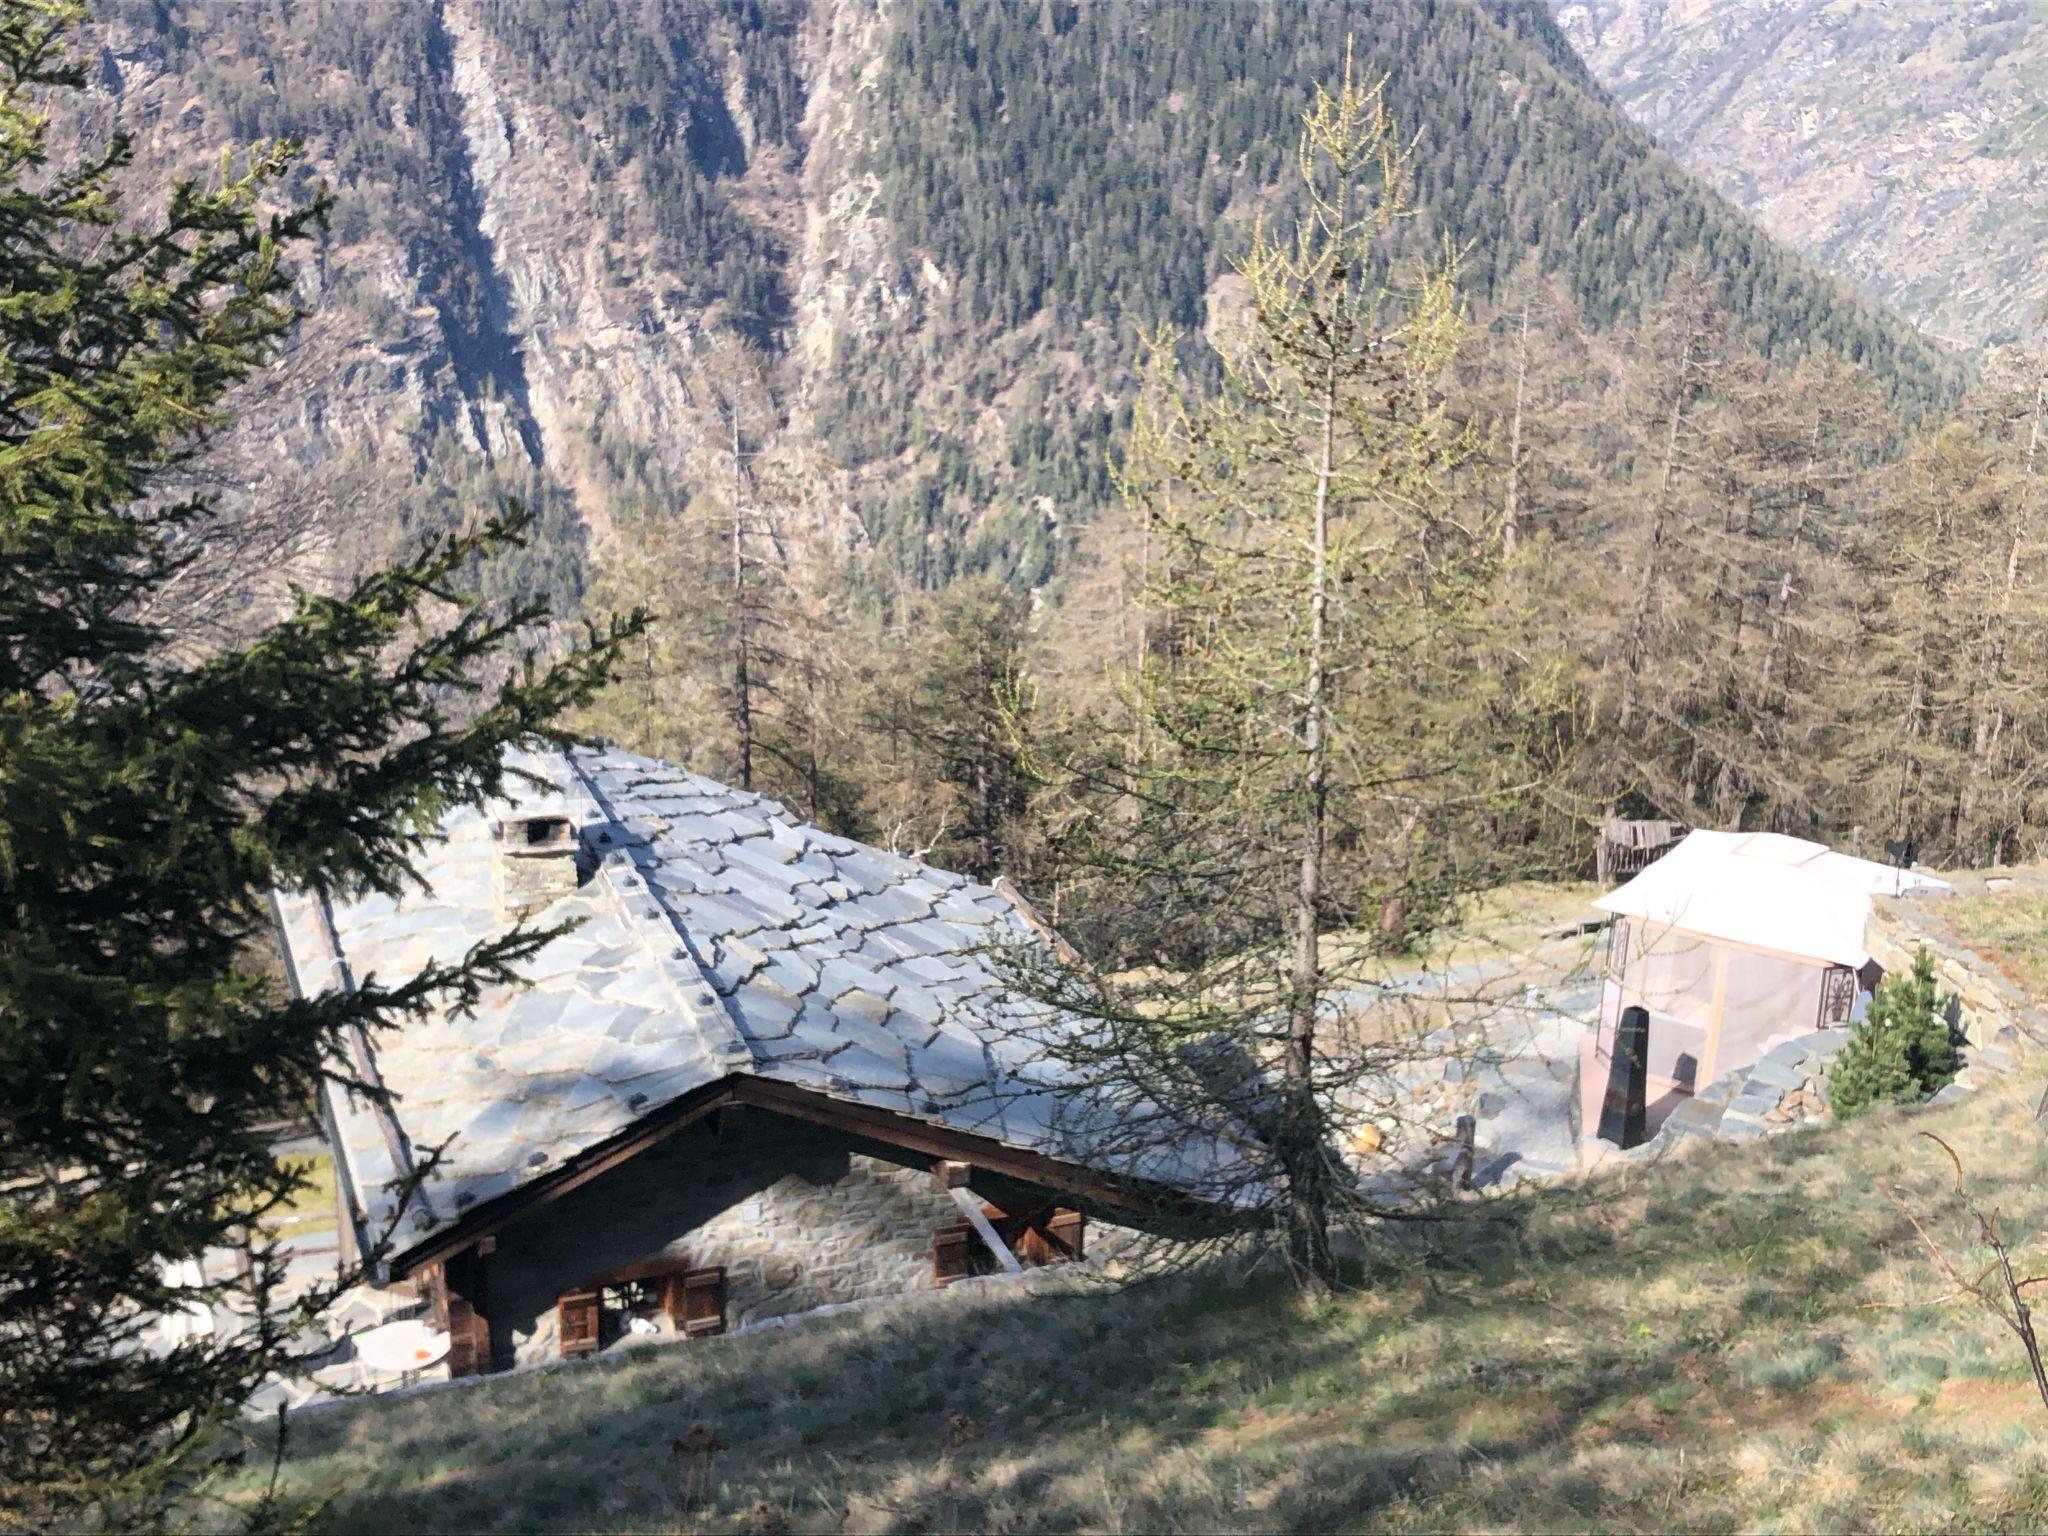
[[0, 9, 640, 1523], [1829, 948, 1957, 1119]]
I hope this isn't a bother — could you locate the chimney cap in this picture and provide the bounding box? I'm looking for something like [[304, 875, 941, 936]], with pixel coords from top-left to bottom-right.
[[492, 812, 576, 853]]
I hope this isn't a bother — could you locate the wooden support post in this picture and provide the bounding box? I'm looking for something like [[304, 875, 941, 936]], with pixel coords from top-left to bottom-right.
[[944, 1185, 1024, 1274]]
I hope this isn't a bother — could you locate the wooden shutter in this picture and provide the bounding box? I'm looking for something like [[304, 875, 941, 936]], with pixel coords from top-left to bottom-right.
[[443, 1248, 493, 1377], [677, 1267, 726, 1336], [1007, 1206, 1085, 1267], [932, 1221, 975, 1285], [1046, 1208, 1085, 1261], [557, 1287, 601, 1358], [447, 1296, 491, 1376]]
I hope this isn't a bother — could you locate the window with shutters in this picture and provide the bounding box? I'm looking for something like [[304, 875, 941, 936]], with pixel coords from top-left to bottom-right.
[[1006, 1205, 1086, 1266], [559, 1259, 725, 1355]]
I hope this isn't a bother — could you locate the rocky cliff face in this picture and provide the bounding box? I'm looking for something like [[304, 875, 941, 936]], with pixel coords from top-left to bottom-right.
[[1550, 0, 2048, 350], [62, 0, 1959, 610]]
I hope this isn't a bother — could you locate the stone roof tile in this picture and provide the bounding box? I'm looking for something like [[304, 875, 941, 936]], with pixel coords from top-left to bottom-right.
[[276, 745, 1226, 1254]]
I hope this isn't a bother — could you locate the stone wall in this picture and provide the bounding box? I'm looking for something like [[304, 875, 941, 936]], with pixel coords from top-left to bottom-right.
[[484, 1115, 977, 1367], [1638, 1030, 1845, 1153], [1866, 876, 2048, 1070]]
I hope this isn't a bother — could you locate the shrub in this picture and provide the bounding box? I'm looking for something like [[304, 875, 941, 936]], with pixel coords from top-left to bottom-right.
[[1829, 947, 1958, 1118]]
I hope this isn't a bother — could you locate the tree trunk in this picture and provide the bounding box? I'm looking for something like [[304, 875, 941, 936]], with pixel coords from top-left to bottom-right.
[[728, 411, 755, 791], [1619, 331, 1695, 736], [1502, 296, 1529, 559], [1285, 341, 1341, 1293], [1757, 414, 1824, 705]]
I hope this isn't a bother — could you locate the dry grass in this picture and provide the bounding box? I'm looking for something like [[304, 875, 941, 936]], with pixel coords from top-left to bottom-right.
[[211, 1066, 2048, 1534], [1942, 888, 2048, 1000], [1321, 879, 1603, 976], [262, 1152, 338, 1241]]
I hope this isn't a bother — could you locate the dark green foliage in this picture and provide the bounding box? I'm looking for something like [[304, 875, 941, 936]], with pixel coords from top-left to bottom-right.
[[1830, 948, 1959, 1119], [0, 7, 640, 1523], [476, 0, 794, 342], [85, 0, 1957, 601], [891, 577, 1035, 882], [828, 0, 1956, 578]]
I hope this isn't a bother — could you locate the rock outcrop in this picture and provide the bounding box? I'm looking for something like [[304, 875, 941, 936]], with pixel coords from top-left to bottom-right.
[[1550, 0, 2048, 350]]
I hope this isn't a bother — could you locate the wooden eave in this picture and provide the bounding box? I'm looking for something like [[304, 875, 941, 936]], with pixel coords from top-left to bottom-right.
[[387, 1073, 1181, 1278]]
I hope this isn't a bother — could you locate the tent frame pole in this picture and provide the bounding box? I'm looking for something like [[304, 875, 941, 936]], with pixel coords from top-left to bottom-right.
[[1699, 945, 1731, 1088]]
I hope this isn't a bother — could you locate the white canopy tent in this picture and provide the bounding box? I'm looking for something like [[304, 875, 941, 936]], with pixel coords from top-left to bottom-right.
[[1579, 832, 1946, 1148]]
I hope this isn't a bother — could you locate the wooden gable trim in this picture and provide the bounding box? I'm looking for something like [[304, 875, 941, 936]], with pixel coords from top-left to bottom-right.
[[727, 1076, 1149, 1212], [392, 1079, 739, 1275], [391, 1073, 1170, 1279]]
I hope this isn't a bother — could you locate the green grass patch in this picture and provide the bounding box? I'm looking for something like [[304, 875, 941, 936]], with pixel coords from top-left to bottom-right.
[[201, 1067, 2048, 1533], [262, 1152, 338, 1240]]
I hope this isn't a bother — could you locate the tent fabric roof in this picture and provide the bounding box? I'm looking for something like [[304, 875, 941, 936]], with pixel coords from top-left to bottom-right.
[[1591, 831, 1947, 969], [274, 746, 1234, 1258]]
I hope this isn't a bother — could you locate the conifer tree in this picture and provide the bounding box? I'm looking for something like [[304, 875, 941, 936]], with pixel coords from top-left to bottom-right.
[[0, 9, 639, 1523], [1830, 948, 1957, 1119], [885, 576, 1036, 882]]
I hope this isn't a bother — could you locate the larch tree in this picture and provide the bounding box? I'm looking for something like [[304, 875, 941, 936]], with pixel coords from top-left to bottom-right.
[[1851, 345, 2048, 866], [1955, 343, 2048, 859], [0, 8, 639, 1525], [1018, 60, 1513, 1292], [1600, 261, 1733, 807], [1584, 273, 1883, 840], [1857, 421, 2003, 859], [579, 332, 863, 823]]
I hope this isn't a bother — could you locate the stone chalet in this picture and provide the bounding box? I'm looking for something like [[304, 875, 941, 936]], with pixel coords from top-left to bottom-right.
[[271, 746, 1222, 1375]]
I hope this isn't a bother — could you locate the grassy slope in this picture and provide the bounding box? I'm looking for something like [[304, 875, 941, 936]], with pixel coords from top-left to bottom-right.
[[238, 1067, 2048, 1534], [1944, 886, 2048, 1002]]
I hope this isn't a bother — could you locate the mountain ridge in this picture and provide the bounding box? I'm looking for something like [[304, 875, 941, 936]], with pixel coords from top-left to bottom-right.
[[71, 0, 1959, 601], [1549, 0, 2048, 351]]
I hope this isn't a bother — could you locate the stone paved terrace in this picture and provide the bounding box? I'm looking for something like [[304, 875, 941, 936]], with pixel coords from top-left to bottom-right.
[[273, 746, 1238, 1262]]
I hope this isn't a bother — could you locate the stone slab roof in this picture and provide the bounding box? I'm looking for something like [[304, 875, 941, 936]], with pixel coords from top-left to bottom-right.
[[274, 746, 1209, 1257]]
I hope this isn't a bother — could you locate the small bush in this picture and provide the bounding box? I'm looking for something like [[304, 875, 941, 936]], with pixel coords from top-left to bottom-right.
[[1830, 947, 1957, 1118]]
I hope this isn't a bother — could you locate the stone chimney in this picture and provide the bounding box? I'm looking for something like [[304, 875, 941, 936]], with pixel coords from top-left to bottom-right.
[[492, 812, 581, 919]]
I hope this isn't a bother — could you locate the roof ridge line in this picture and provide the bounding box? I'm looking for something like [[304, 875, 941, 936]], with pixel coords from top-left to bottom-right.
[[562, 749, 759, 1074]]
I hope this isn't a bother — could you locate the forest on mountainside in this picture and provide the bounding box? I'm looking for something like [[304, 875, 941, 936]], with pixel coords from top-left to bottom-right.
[[1551, 0, 2048, 352], [609, 251, 2048, 916], [70, 0, 2044, 895], [812, 0, 1957, 584], [75, 0, 1955, 600]]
